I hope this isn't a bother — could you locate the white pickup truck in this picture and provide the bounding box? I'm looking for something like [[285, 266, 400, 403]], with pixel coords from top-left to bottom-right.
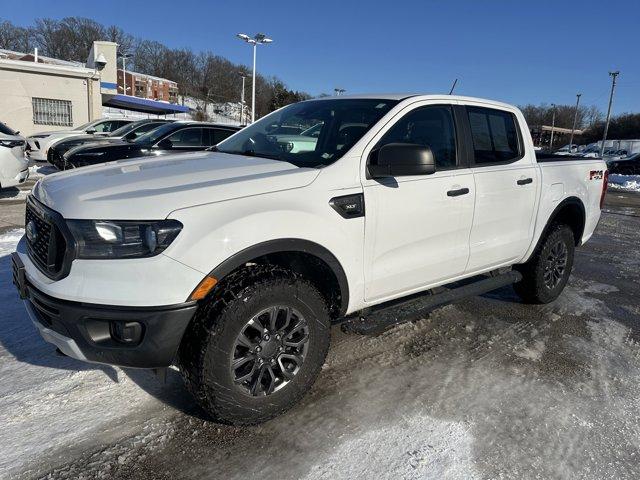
[[12, 95, 608, 425]]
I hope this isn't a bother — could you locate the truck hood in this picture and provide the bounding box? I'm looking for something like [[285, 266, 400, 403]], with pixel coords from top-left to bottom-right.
[[32, 151, 319, 219]]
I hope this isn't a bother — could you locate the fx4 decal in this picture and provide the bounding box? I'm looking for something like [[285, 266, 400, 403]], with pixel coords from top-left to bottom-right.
[[590, 170, 604, 180]]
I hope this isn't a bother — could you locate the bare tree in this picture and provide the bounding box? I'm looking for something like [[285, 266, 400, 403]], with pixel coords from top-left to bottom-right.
[[0, 21, 36, 53]]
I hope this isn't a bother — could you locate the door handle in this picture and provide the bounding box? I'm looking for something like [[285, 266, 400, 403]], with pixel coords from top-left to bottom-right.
[[517, 178, 533, 185], [447, 187, 470, 197]]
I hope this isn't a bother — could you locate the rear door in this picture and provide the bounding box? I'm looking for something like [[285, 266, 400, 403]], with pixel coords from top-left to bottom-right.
[[363, 102, 476, 302], [463, 104, 540, 272]]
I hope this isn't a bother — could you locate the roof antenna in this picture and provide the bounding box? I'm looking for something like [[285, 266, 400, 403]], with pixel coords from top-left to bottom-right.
[[448, 78, 458, 95]]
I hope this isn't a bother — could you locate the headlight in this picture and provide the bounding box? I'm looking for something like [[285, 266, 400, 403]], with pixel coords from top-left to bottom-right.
[[66, 219, 183, 259]]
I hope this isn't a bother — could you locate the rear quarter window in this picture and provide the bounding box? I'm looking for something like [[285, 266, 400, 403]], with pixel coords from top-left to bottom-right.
[[467, 106, 522, 165]]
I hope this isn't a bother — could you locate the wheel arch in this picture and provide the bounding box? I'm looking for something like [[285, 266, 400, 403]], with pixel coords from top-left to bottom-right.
[[207, 238, 350, 318], [536, 196, 586, 250]]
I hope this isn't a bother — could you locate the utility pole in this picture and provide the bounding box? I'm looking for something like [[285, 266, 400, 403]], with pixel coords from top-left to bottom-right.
[[569, 93, 582, 153], [549, 103, 557, 150], [600, 71, 620, 157]]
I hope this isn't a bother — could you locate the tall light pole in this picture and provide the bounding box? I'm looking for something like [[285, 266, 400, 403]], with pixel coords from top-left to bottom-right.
[[600, 71, 620, 158], [549, 103, 557, 150], [239, 74, 247, 124], [236, 33, 273, 123], [118, 53, 132, 96], [569, 93, 582, 153]]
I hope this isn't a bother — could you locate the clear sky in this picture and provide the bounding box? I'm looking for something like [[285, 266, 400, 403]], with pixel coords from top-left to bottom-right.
[[4, 0, 639, 115]]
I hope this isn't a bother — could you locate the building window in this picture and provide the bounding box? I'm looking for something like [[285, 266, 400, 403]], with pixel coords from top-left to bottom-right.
[[32, 98, 73, 127]]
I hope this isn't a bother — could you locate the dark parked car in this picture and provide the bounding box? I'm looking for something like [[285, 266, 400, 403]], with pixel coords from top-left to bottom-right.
[[60, 122, 241, 169], [48, 119, 175, 170], [608, 153, 640, 175]]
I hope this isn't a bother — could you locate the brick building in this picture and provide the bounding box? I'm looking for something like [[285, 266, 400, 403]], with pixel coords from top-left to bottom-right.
[[116, 69, 179, 103]]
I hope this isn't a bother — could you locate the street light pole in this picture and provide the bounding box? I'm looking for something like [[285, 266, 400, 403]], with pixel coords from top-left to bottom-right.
[[569, 93, 582, 153], [549, 103, 556, 150], [600, 71, 620, 158], [239, 75, 246, 124], [237, 33, 273, 123], [118, 53, 131, 96]]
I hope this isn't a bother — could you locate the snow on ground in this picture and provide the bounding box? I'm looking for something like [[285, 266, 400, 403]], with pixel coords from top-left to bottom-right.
[[0, 231, 179, 479], [609, 174, 640, 192]]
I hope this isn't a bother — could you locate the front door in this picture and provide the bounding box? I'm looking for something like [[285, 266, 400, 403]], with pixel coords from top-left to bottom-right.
[[363, 104, 475, 302]]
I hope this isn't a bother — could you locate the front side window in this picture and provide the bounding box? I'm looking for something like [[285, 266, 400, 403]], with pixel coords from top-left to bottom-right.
[[216, 99, 398, 168], [467, 107, 521, 164], [373, 105, 457, 169], [32, 98, 73, 127]]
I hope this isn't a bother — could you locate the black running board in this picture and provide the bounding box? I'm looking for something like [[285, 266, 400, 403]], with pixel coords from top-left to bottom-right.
[[340, 270, 523, 335]]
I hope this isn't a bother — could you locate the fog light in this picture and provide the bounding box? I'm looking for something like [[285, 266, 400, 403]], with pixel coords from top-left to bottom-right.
[[110, 321, 143, 345]]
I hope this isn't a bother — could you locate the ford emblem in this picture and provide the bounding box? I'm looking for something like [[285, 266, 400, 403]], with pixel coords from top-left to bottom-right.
[[26, 221, 38, 243]]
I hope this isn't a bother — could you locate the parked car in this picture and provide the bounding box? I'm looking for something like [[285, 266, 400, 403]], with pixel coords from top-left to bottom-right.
[[0, 121, 29, 190], [554, 144, 579, 155], [12, 95, 608, 426], [60, 122, 241, 169], [26, 118, 133, 162], [47, 119, 175, 170], [607, 152, 640, 175]]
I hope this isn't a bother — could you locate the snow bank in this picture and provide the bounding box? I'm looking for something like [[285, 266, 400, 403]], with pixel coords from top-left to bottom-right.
[[608, 174, 640, 192], [0, 230, 175, 479]]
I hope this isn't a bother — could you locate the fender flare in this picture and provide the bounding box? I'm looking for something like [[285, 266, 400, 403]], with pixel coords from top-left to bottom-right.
[[536, 196, 586, 250], [208, 238, 350, 315]]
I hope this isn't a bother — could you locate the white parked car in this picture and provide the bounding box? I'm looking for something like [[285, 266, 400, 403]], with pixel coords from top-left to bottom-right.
[[26, 118, 132, 161], [0, 121, 29, 189], [12, 95, 608, 425]]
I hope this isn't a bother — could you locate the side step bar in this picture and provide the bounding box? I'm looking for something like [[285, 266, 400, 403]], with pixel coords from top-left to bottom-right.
[[340, 270, 523, 335]]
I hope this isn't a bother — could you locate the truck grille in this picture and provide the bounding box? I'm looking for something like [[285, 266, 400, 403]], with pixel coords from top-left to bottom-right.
[[25, 196, 70, 279]]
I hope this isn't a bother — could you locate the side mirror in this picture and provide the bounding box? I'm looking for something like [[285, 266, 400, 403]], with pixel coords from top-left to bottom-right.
[[368, 143, 436, 178], [86, 127, 97, 134]]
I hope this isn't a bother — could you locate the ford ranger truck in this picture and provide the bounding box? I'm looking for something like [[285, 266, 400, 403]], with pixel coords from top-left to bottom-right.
[[12, 95, 608, 425]]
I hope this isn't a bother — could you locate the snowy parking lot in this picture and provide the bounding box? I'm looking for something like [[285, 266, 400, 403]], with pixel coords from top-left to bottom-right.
[[1, 180, 640, 479]]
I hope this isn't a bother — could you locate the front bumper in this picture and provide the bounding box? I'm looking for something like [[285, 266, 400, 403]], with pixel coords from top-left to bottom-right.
[[12, 252, 198, 368]]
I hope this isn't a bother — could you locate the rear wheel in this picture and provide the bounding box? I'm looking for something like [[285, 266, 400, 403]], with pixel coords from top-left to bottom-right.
[[179, 266, 330, 425], [514, 224, 575, 304]]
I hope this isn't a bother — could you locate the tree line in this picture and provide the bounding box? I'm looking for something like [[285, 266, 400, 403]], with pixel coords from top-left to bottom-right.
[[519, 103, 640, 144], [0, 17, 310, 118]]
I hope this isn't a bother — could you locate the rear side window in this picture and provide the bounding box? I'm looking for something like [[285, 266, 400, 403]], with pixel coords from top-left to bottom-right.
[[374, 105, 457, 169], [207, 128, 236, 145], [166, 128, 204, 147], [467, 107, 521, 164]]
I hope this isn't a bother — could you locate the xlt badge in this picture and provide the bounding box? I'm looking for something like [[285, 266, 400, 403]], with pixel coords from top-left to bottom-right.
[[329, 193, 365, 219]]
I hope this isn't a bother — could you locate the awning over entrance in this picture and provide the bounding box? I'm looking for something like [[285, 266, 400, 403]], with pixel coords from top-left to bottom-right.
[[102, 94, 190, 115]]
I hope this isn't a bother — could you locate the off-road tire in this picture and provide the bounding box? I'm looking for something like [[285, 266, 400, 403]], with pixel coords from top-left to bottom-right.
[[514, 224, 575, 304], [178, 265, 330, 425]]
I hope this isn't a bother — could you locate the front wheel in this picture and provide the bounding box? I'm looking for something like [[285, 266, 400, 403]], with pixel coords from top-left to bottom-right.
[[179, 266, 330, 425], [514, 224, 575, 304]]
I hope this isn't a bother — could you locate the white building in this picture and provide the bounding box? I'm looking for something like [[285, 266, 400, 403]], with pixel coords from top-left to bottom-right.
[[0, 53, 102, 136]]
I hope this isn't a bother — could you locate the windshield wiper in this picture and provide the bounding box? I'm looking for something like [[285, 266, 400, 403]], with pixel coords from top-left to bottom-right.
[[206, 145, 219, 152]]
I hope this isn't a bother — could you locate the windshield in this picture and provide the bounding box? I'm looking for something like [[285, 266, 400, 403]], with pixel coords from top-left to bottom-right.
[[0, 122, 16, 135], [216, 99, 399, 168], [132, 123, 180, 145], [109, 121, 167, 140]]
